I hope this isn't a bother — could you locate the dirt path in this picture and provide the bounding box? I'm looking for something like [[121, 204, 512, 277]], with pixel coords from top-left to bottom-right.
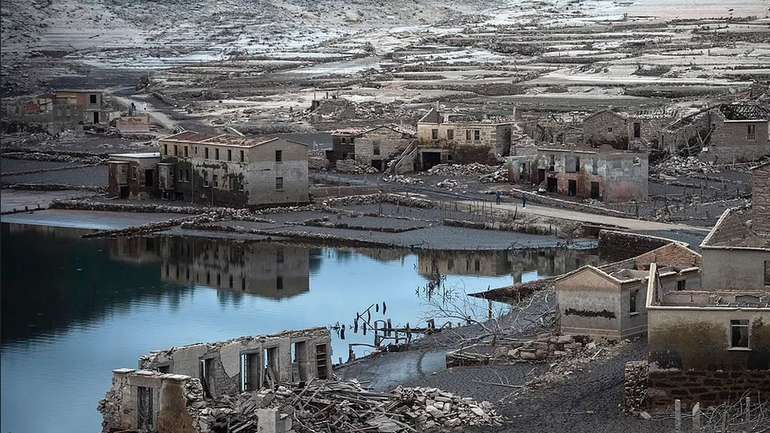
[[109, 92, 179, 131], [470, 200, 711, 233]]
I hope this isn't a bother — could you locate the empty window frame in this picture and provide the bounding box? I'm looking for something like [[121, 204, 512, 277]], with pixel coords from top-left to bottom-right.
[[240, 150, 245, 162], [447, 129, 454, 140], [275, 177, 283, 191], [677, 280, 686, 291], [227, 149, 232, 162], [205, 147, 209, 159], [748, 124, 757, 140], [212, 174, 218, 188], [89, 94, 98, 104], [215, 148, 220, 160], [275, 150, 282, 162], [474, 130, 480, 141], [174, 145, 178, 156], [184, 146, 189, 157], [373, 143, 380, 156], [730, 319, 750, 349], [633, 122, 641, 138], [465, 130, 471, 140], [203, 170, 209, 187], [431, 129, 438, 140], [591, 158, 598, 175]]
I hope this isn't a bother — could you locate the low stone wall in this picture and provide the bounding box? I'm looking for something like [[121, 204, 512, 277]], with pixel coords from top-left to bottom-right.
[[623, 360, 770, 411], [598, 230, 677, 261], [310, 185, 381, 199], [648, 367, 770, 409]]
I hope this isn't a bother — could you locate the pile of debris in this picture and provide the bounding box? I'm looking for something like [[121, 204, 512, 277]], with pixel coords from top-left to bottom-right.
[[423, 163, 499, 177], [335, 158, 379, 174], [479, 166, 509, 183], [198, 380, 504, 433], [383, 174, 423, 185], [447, 334, 591, 367], [436, 179, 459, 189], [653, 156, 720, 177]]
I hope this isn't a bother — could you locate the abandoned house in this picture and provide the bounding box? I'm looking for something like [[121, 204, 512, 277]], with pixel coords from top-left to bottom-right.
[[107, 131, 310, 207], [2, 89, 111, 134], [106, 152, 162, 200], [326, 125, 416, 172], [556, 243, 701, 339], [508, 147, 649, 202], [582, 109, 676, 151], [661, 102, 770, 162], [114, 113, 151, 134], [138, 328, 332, 399], [160, 238, 310, 299], [642, 162, 770, 407], [416, 108, 512, 168]]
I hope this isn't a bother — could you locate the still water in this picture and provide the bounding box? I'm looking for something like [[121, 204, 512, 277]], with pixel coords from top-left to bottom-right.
[[0, 223, 598, 433]]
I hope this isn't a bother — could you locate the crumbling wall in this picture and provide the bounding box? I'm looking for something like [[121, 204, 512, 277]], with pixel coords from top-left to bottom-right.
[[98, 369, 199, 433], [647, 367, 770, 409], [140, 329, 332, 399], [598, 230, 673, 261], [648, 312, 770, 370], [354, 127, 411, 169], [705, 112, 769, 163], [583, 111, 629, 150]]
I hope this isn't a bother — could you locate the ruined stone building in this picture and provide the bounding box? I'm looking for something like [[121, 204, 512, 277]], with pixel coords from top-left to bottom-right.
[[582, 109, 676, 151], [508, 147, 649, 202], [106, 152, 162, 200], [101, 328, 330, 433], [416, 108, 512, 168], [139, 328, 332, 399], [642, 162, 770, 407], [325, 125, 416, 172], [160, 238, 310, 299], [2, 89, 112, 134], [556, 243, 701, 339], [661, 102, 770, 162], [107, 131, 310, 207]]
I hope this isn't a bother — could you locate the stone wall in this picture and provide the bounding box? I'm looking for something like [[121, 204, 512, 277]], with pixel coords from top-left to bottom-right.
[[598, 230, 674, 261], [647, 367, 770, 409], [753, 163, 770, 235], [623, 361, 649, 413], [706, 113, 769, 163]]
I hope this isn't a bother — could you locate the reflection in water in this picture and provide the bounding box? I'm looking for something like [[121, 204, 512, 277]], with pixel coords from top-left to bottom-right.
[[1, 223, 598, 433]]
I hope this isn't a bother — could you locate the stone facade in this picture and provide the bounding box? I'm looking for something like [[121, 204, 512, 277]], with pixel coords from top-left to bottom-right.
[[354, 125, 414, 170], [140, 328, 332, 400], [106, 153, 161, 200], [583, 110, 631, 150], [508, 148, 648, 202], [3, 89, 111, 134], [156, 131, 309, 207], [648, 365, 770, 409], [416, 108, 513, 165], [99, 369, 198, 433], [702, 105, 769, 163]]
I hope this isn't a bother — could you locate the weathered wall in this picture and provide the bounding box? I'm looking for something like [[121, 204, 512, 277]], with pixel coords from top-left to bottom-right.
[[648, 309, 770, 370], [140, 329, 332, 399], [354, 127, 412, 169], [417, 122, 512, 156], [701, 248, 770, 290], [706, 113, 769, 163], [647, 367, 770, 409], [99, 369, 197, 433], [116, 115, 151, 133], [557, 268, 623, 338], [598, 230, 673, 261], [754, 163, 770, 235], [584, 111, 629, 149]]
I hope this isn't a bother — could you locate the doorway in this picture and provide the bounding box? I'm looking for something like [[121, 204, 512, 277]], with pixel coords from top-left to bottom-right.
[[546, 177, 557, 193], [371, 160, 383, 171], [93, 112, 100, 124], [591, 182, 600, 199], [137, 386, 153, 431], [568, 179, 577, 196], [145, 170, 154, 187], [315, 344, 328, 379], [421, 151, 441, 170]]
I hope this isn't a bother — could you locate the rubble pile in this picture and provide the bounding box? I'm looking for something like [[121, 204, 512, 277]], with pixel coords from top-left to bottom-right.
[[423, 163, 499, 177], [479, 166, 509, 183], [324, 193, 434, 209], [334, 158, 378, 174], [436, 179, 458, 189], [623, 361, 649, 414], [308, 155, 329, 170], [197, 380, 504, 433], [447, 334, 590, 366], [383, 174, 424, 184], [653, 156, 720, 177]]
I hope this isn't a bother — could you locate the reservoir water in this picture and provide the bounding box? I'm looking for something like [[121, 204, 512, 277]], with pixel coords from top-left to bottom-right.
[[0, 223, 598, 433]]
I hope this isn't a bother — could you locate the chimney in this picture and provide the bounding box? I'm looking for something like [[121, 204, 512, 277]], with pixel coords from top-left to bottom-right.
[[752, 162, 770, 235]]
